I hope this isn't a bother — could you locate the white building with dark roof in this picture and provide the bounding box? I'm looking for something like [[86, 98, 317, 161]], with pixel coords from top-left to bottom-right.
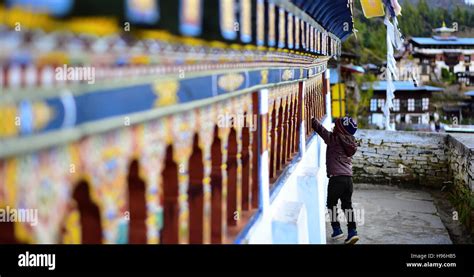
[[409, 23, 474, 85], [363, 81, 443, 130]]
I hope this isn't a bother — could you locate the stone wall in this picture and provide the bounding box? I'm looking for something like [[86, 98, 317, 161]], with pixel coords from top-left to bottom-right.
[[352, 129, 474, 233], [353, 130, 450, 187], [447, 134, 474, 192]]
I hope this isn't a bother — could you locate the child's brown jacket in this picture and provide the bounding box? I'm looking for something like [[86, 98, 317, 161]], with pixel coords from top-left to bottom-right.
[[312, 119, 357, 177]]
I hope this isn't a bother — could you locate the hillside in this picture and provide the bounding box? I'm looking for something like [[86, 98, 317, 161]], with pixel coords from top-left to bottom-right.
[[344, 0, 474, 64], [400, 0, 474, 9]]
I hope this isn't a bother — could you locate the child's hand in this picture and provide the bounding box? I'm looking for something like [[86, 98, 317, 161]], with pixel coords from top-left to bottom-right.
[[311, 118, 319, 131]]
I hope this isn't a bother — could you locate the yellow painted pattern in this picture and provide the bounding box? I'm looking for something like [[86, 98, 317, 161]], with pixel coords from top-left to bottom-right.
[[32, 102, 54, 130], [0, 105, 19, 138], [218, 73, 245, 92], [4, 159, 17, 207], [154, 81, 179, 107], [261, 70, 269, 84], [62, 209, 81, 244]]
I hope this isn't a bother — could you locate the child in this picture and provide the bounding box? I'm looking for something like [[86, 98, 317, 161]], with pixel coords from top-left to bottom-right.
[[312, 116, 359, 244]]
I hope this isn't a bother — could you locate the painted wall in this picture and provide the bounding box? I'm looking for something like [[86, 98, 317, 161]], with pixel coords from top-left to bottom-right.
[[241, 116, 331, 244]]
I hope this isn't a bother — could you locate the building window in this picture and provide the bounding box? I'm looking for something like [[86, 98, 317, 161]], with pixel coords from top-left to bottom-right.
[[370, 99, 377, 111], [422, 98, 429, 111], [408, 98, 415, 112], [393, 99, 400, 111], [401, 99, 407, 111], [377, 98, 385, 109], [422, 65, 428, 75], [465, 55, 471, 63], [415, 99, 422, 111], [411, 116, 421, 124]]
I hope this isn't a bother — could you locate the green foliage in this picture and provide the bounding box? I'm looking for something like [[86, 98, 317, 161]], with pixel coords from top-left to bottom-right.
[[398, 0, 474, 36], [449, 183, 474, 228], [441, 68, 457, 84]]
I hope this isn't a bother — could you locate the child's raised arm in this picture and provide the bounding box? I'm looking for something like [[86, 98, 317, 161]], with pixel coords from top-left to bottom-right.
[[311, 118, 331, 144]]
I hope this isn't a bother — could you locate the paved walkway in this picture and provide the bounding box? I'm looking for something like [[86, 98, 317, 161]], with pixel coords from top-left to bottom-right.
[[325, 184, 452, 244]]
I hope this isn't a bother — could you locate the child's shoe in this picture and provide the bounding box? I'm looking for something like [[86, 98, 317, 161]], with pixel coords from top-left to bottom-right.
[[331, 227, 344, 240], [344, 229, 359, 244]]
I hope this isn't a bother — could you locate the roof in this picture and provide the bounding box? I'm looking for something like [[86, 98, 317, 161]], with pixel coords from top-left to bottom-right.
[[432, 27, 456, 33], [443, 106, 463, 112], [411, 37, 474, 46], [445, 125, 474, 133], [364, 63, 379, 70], [341, 51, 360, 59], [341, 64, 365, 74], [329, 65, 363, 85], [290, 0, 354, 41], [362, 81, 444, 92], [433, 22, 456, 33]]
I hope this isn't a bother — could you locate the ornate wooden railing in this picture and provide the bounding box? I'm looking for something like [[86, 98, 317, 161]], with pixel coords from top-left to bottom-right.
[[0, 0, 340, 244], [0, 74, 327, 244]]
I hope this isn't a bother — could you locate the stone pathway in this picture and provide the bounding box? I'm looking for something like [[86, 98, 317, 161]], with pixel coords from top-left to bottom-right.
[[325, 184, 452, 244]]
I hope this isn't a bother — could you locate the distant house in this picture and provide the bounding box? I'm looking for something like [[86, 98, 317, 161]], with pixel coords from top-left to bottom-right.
[[363, 81, 443, 130], [409, 23, 474, 85], [461, 90, 474, 121], [464, 90, 474, 107], [442, 90, 474, 126]]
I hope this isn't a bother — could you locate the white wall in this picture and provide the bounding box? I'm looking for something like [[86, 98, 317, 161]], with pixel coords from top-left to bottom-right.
[[241, 77, 332, 244], [371, 113, 385, 129], [422, 113, 430, 124], [454, 62, 466, 74], [241, 117, 331, 244], [434, 61, 449, 78]]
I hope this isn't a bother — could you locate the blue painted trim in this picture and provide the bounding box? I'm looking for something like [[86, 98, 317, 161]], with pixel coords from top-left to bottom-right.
[[3, 67, 326, 140], [241, 34, 252, 44], [411, 37, 474, 46], [124, 0, 160, 25], [290, 0, 353, 41], [180, 25, 202, 37], [305, 132, 318, 148], [233, 209, 262, 244], [362, 81, 444, 92]]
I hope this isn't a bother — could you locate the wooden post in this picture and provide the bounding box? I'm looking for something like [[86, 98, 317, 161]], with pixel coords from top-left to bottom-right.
[[251, 92, 259, 209]]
